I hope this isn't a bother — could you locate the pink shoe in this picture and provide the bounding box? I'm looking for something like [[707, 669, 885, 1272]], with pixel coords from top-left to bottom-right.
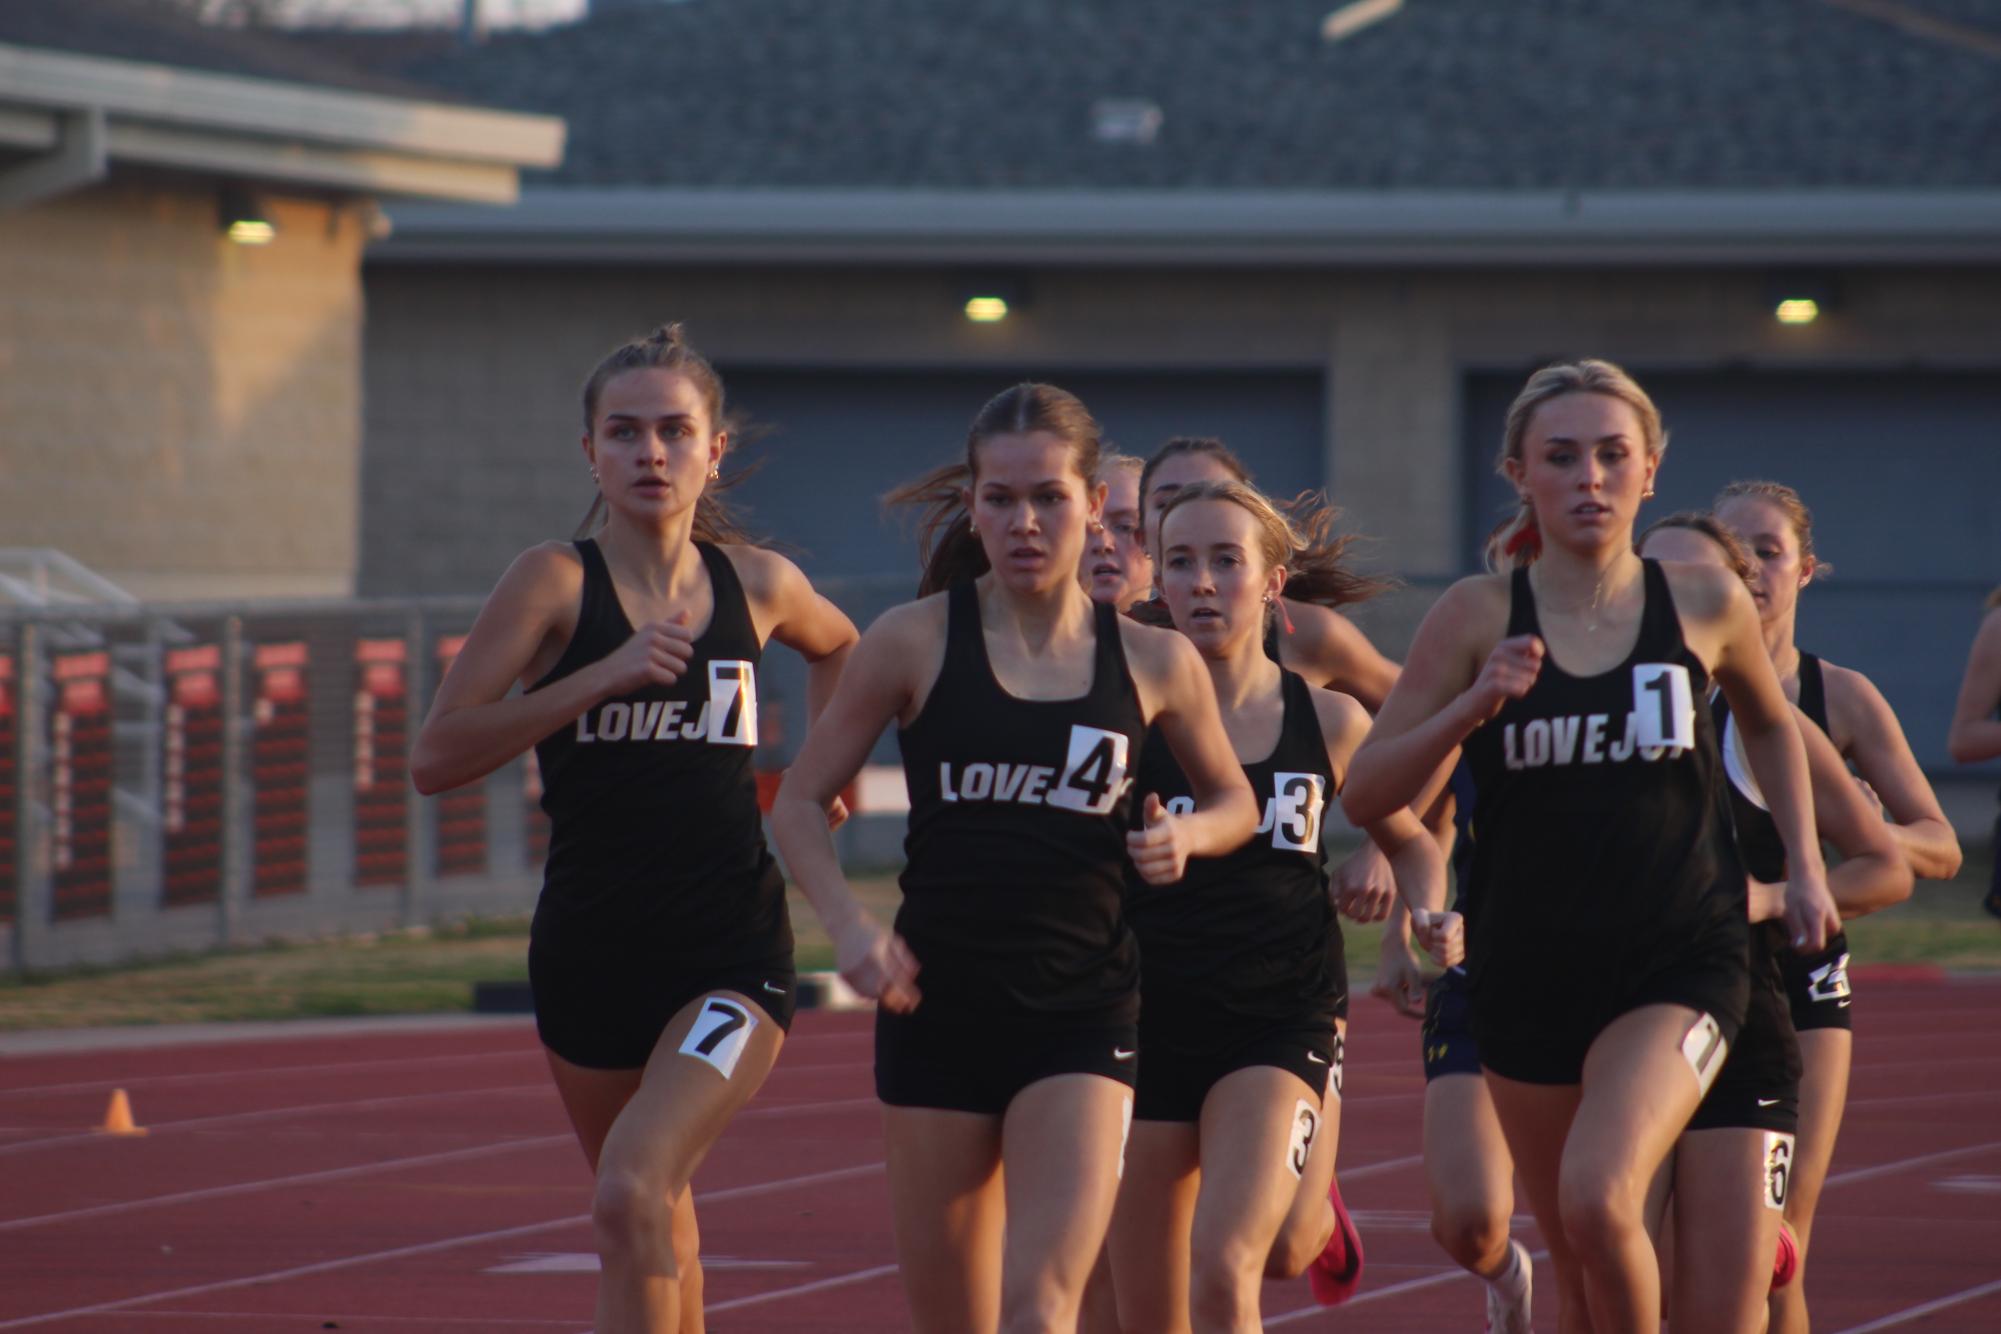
[[1771, 1218, 1800, 1291], [1306, 1178, 1364, 1305]]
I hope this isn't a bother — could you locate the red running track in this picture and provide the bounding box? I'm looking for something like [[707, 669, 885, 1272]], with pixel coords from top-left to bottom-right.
[[1, 977, 1998, 1331]]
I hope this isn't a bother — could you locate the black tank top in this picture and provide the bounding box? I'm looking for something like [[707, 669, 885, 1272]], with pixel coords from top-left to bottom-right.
[[1127, 668, 1341, 1019], [528, 540, 789, 961], [1797, 653, 1829, 734], [1462, 559, 1744, 1002], [1792, 650, 1851, 962], [1712, 693, 1803, 1084], [896, 581, 1146, 1020]]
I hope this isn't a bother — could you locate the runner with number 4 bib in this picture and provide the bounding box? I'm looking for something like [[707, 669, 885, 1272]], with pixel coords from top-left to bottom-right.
[[1639, 514, 1911, 1333], [1345, 360, 1839, 1334], [1714, 482, 1962, 1334], [771, 383, 1258, 1334], [1104, 478, 1460, 1332], [411, 325, 859, 1333]]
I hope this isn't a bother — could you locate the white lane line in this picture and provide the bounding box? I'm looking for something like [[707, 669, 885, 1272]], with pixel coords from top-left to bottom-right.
[[0, 1092, 880, 1230], [0, 1160, 885, 1330], [1824, 1140, 2001, 1188], [108, 1313, 577, 1327], [0, 1050, 532, 1100], [1829, 1277, 2001, 1333], [0, 1134, 571, 1233], [705, 1263, 902, 1313], [1266, 1245, 1553, 1325], [0, 1083, 548, 1157], [1845, 1088, 2001, 1110], [1339, 1152, 1423, 1181]]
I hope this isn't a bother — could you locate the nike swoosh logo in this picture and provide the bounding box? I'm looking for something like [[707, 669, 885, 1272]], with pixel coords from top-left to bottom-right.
[[1112, 1048, 1136, 1061], [762, 982, 786, 994], [1306, 1052, 1329, 1064], [1757, 1098, 1781, 1107]]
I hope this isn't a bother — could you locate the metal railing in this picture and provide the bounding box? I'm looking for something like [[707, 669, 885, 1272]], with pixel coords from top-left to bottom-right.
[[0, 572, 922, 976]]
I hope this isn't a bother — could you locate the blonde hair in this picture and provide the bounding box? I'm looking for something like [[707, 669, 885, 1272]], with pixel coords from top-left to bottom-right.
[[1097, 449, 1144, 484], [1154, 479, 1392, 610], [1714, 479, 1834, 579], [1484, 359, 1668, 571]]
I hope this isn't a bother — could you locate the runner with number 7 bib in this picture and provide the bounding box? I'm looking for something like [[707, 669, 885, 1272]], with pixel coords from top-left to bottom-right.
[[1344, 360, 1839, 1334], [411, 325, 859, 1333]]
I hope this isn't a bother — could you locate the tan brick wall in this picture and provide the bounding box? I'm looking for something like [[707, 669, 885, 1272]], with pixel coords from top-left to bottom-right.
[[357, 260, 2001, 603], [0, 181, 364, 600]]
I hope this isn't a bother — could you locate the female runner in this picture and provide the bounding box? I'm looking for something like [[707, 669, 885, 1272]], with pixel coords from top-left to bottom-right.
[[410, 325, 858, 1334], [1947, 587, 2001, 917], [770, 383, 1258, 1334], [1714, 481, 1963, 1334], [1105, 479, 1461, 1333], [1343, 358, 1839, 1334], [1081, 449, 1152, 613], [1375, 757, 1536, 1334], [1638, 513, 1910, 1333]]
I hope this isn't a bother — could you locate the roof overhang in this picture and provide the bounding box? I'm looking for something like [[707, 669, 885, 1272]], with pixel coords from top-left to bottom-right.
[[373, 187, 2001, 266], [0, 41, 563, 206]]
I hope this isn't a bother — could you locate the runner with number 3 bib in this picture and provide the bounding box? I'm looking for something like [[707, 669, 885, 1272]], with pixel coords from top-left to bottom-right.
[[1105, 478, 1460, 1332]]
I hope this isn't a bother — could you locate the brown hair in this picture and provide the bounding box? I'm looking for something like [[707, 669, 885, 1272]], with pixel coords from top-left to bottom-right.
[[575, 323, 757, 544], [1156, 479, 1393, 611], [1484, 359, 1668, 571], [1139, 437, 1251, 543], [1714, 479, 1833, 578], [1636, 511, 1756, 586], [884, 382, 1104, 597]]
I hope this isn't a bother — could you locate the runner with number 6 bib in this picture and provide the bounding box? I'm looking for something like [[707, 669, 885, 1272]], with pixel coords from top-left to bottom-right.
[[1345, 361, 1839, 1334], [1639, 514, 1911, 1333], [1714, 482, 1961, 1334], [411, 325, 859, 1333], [1104, 478, 1460, 1331]]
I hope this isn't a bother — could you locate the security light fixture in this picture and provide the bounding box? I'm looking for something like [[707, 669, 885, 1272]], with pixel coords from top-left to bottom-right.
[[219, 186, 274, 246], [1767, 271, 1837, 326], [959, 274, 1029, 324]]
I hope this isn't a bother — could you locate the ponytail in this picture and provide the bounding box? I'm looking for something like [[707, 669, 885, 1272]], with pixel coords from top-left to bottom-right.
[[1277, 490, 1395, 608], [882, 463, 987, 597]]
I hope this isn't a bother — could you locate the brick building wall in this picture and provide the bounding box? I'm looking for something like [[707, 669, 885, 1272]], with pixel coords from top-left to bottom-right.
[[0, 182, 366, 600]]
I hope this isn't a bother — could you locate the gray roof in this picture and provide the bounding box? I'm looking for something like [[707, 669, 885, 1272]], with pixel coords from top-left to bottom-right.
[[0, 0, 468, 102], [371, 0, 2001, 190]]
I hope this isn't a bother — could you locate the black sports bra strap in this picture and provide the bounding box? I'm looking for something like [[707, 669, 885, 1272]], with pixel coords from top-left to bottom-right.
[[1506, 566, 1541, 638], [1797, 652, 1829, 732], [1093, 597, 1130, 695]]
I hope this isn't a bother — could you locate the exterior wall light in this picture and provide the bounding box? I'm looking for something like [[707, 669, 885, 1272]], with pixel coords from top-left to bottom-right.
[[220, 186, 275, 245], [958, 273, 1029, 324]]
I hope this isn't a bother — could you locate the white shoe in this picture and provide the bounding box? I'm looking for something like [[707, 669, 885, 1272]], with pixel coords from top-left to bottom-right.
[[1484, 1240, 1533, 1334]]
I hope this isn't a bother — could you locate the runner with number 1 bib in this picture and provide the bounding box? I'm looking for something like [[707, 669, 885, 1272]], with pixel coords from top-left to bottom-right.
[[1345, 360, 1839, 1333]]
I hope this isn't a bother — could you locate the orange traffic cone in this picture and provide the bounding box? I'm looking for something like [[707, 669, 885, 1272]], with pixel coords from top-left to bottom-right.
[[98, 1088, 146, 1137]]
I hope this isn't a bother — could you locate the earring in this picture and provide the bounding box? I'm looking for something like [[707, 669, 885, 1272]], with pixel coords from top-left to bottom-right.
[[1643, 486, 1656, 499], [590, 468, 599, 483], [709, 465, 721, 480]]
